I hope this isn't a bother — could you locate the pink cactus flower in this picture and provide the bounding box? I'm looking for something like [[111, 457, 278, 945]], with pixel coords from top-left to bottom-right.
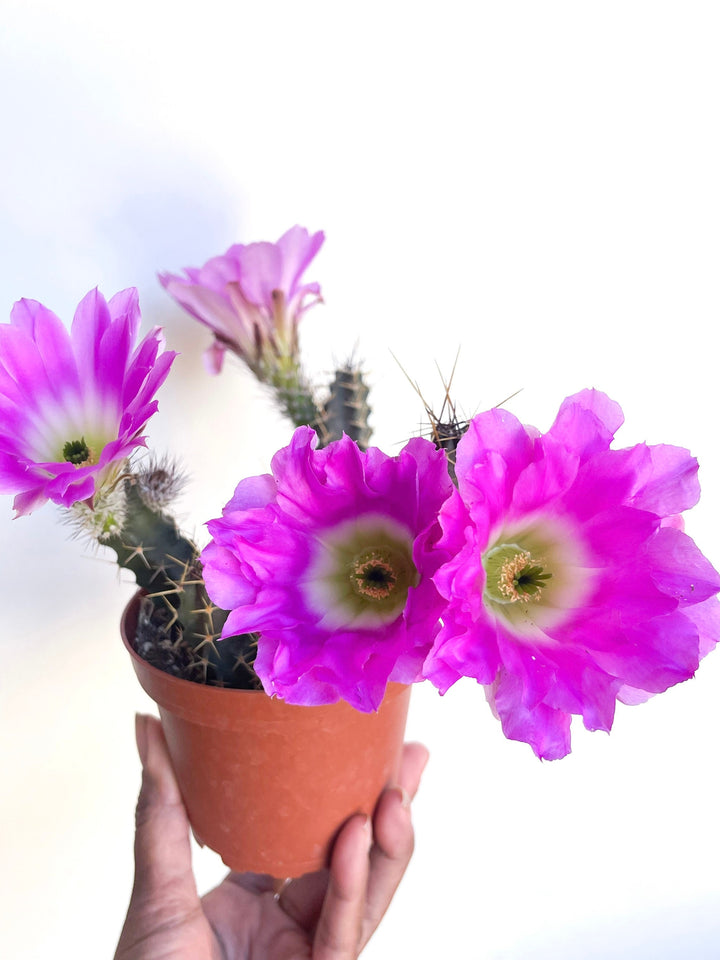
[[159, 225, 324, 377], [424, 389, 720, 759], [0, 288, 175, 516], [201, 427, 454, 711]]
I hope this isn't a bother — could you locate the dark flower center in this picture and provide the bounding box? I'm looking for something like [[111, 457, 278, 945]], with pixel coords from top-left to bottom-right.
[[63, 438, 91, 465], [350, 550, 399, 600]]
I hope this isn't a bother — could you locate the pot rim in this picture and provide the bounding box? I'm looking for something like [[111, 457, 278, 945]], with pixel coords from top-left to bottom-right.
[[122, 588, 409, 725]]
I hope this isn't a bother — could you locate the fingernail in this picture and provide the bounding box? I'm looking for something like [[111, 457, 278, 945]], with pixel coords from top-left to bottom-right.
[[389, 784, 412, 809], [406, 741, 431, 775], [362, 814, 373, 847], [135, 713, 149, 766]]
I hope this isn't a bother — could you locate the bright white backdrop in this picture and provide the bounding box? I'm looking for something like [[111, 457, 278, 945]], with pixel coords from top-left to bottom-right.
[[1, 2, 720, 958]]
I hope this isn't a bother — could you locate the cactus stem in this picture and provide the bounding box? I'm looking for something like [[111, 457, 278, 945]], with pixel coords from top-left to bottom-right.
[[111, 477, 262, 689]]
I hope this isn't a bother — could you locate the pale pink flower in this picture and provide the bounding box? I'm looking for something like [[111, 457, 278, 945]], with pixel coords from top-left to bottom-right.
[[159, 225, 324, 376]]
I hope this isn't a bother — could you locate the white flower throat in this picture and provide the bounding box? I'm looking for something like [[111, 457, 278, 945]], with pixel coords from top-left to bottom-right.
[[481, 515, 596, 638], [304, 514, 418, 629]]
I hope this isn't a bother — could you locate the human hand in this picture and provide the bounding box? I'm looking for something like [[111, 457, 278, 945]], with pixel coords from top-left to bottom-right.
[[114, 714, 428, 960]]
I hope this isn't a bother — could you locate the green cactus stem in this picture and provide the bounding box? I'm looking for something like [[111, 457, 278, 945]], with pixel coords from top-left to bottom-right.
[[269, 359, 325, 436], [106, 479, 260, 688], [321, 364, 372, 449], [429, 416, 468, 485], [266, 355, 373, 450]]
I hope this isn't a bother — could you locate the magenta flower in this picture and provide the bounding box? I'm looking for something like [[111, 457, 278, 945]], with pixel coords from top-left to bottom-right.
[[0, 288, 176, 516], [424, 389, 720, 760], [159, 225, 324, 376], [201, 427, 454, 711]]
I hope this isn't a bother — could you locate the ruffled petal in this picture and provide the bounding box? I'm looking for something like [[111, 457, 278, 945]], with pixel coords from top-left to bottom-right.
[[547, 388, 624, 461], [643, 526, 720, 606], [681, 595, 720, 658], [489, 670, 573, 760], [631, 444, 700, 515]]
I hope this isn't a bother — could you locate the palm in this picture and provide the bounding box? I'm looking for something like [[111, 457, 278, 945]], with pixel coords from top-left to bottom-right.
[[118, 870, 330, 960], [203, 870, 331, 959]]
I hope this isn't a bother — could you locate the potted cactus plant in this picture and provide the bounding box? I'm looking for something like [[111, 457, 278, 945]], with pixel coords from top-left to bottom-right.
[[2, 225, 719, 876], [0, 227, 436, 876]]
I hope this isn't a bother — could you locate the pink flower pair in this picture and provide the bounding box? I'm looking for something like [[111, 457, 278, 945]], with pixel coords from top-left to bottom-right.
[[202, 391, 720, 758]]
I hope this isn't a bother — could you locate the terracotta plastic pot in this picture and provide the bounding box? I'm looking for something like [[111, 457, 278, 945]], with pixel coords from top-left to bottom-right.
[[122, 592, 411, 878]]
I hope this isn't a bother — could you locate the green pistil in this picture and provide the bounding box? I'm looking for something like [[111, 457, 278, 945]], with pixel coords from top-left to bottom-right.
[[512, 563, 552, 598], [484, 543, 552, 604], [63, 438, 91, 465]]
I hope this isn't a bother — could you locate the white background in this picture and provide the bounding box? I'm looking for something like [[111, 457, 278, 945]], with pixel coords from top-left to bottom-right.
[[1, 2, 720, 958]]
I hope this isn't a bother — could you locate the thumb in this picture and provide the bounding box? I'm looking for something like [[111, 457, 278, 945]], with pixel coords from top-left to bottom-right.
[[129, 713, 198, 905], [114, 716, 206, 959]]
